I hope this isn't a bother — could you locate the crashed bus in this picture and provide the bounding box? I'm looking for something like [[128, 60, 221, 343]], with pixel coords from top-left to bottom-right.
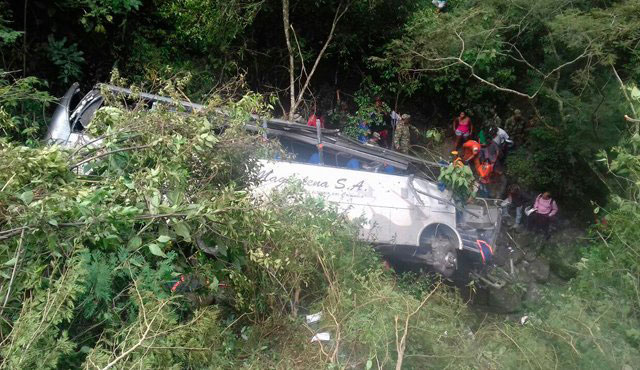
[[46, 83, 503, 282]]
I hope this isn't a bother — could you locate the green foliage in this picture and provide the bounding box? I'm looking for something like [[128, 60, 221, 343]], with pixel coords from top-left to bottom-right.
[[0, 78, 277, 367], [0, 73, 54, 145], [47, 36, 86, 84], [66, 0, 142, 32], [1, 0, 640, 367], [341, 80, 388, 139], [0, 10, 21, 46], [421, 127, 443, 147], [380, 1, 516, 110], [580, 82, 640, 318], [380, 0, 637, 214], [160, 0, 262, 53], [438, 163, 475, 202]]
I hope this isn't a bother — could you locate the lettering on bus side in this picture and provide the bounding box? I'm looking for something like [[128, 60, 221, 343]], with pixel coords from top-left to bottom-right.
[[259, 170, 367, 194]]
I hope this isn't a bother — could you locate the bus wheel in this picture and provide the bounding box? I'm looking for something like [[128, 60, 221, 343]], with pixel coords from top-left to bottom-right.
[[419, 224, 460, 277]]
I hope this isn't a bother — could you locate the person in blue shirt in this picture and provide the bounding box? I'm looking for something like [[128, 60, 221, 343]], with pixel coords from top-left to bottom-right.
[[346, 158, 361, 169], [309, 152, 321, 164], [357, 121, 370, 143], [383, 164, 396, 174]]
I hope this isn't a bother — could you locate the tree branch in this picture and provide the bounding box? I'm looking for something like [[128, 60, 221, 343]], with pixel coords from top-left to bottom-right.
[[70, 143, 155, 169], [612, 64, 639, 133], [0, 229, 25, 318], [395, 282, 441, 370], [100, 299, 168, 370], [624, 115, 640, 123], [411, 27, 592, 100]]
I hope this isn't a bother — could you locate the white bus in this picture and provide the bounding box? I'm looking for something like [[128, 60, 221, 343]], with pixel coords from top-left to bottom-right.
[[255, 159, 501, 277], [47, 83, 502, 280]]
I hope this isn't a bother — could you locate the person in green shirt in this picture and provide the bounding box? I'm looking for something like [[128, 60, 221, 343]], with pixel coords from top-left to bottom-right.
[[477, 129, 487, 146]]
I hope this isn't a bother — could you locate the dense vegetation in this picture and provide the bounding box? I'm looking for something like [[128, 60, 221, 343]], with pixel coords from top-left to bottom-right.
[[1, 0, 640, 368]]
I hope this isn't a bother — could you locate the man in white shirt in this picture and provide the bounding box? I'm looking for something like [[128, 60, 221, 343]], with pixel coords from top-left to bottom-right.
[[491, 127, 514, 170], [493, 127, 510, 146]]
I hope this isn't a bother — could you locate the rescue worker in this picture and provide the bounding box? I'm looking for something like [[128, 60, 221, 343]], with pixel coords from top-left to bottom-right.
[[462, 140, 482, 163], [477, 106, 501, 146], [492, 126, 510, 148], [504, 109, 526, 143], [475, 160, 493, 197], [372, 96, 392, 147], [477, 127, 488, 146], [357, 121, 371, 143], [394, 114, 411, 154]]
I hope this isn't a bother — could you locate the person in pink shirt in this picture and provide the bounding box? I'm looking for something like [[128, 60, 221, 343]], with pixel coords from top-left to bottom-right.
[[453, 111, 473, 150], [529, 191, 558, 238]]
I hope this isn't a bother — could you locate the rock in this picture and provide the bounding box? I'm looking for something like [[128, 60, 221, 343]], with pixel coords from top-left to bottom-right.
[[524, 252, 538, 262], [489, 284, 523, 313], [547, 244, 580, 280], [509, 248, 525, 265], [515, 264, 534, 283], [525, 282, 542, 304], [528, 259, 550, 283]]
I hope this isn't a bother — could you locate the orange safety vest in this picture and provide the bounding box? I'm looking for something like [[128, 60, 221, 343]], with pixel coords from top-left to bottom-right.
[[476, 161, 493, 184]]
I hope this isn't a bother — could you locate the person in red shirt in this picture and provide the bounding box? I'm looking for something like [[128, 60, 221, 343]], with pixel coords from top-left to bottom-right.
[[307, 111, 324, 128]]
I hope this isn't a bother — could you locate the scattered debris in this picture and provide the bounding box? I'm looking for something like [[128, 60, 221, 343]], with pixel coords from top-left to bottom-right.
[[311, 332, 331, 342], [306, 312, 322, 324]]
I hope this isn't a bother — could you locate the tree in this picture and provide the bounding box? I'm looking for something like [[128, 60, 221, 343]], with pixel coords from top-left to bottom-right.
[[281, 0, 352, 121]]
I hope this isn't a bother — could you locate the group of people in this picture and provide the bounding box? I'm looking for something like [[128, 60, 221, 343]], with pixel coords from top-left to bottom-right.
[[453, 108, 531, 192], [451, 108, 558, 238], [453, 110, 511, 197], [502, 186, 558, 239], [307, 96, 415, 154], [305, 97, 556, 237]]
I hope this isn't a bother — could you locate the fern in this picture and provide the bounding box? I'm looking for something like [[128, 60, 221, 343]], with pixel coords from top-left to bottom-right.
[[1, 256, 87, 369], [80, 251, 116, 318]]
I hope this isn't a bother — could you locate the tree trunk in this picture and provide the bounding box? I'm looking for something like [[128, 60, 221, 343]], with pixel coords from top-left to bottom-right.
[[281, 0, 351, 122], [23, 0, 28, 77], [282, 0, 295, 121]]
